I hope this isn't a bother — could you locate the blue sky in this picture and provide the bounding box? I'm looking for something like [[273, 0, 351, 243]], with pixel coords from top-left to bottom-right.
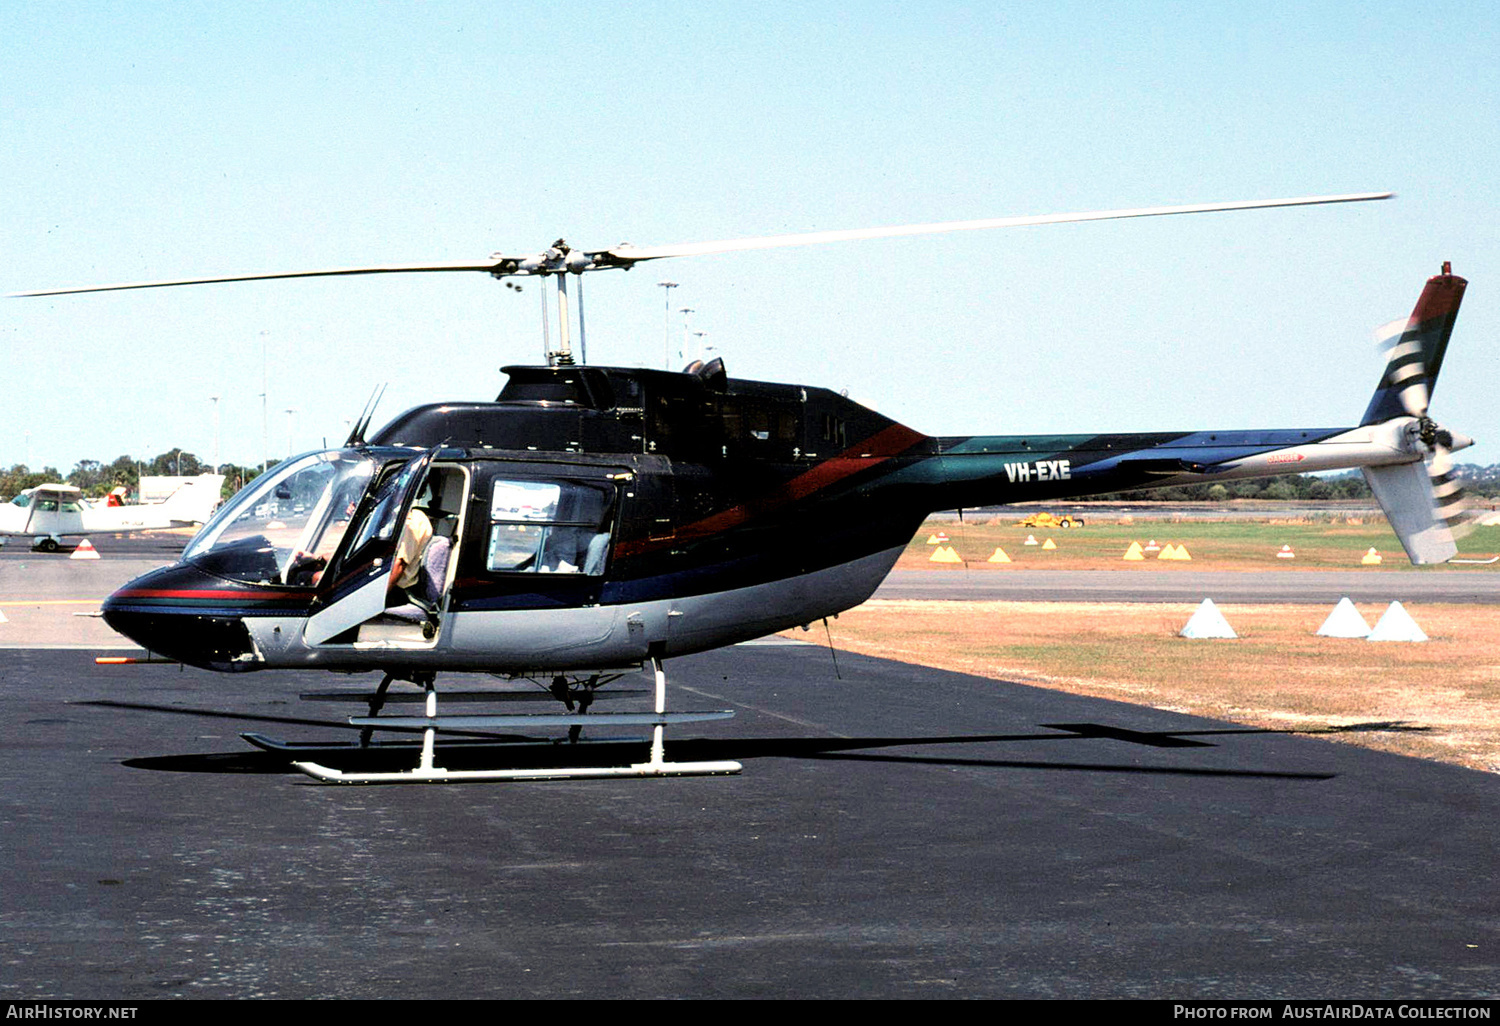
[[4, 2, 1497, 474]]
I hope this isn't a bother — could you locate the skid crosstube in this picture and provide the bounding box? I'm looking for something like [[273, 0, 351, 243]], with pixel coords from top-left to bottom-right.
[[346, 710, 734, 730], [239, 731, 650, 754], [282, 657, 742, 784]]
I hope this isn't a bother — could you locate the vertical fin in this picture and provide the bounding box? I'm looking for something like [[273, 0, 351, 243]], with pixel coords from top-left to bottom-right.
[[1361, 268, 1466, 426], [1361, 462, 1456, 565]]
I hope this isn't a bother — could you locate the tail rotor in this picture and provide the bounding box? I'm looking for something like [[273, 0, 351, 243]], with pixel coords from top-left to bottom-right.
[[1426, 442, 1473, 537], [1361, 263, 1474, 563], [1376, 292, 1474, 537]]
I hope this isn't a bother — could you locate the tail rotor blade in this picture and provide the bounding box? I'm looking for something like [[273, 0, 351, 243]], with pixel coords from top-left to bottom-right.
[[1429, 446, 1471, 533], [1373, 322, 1432, 418]]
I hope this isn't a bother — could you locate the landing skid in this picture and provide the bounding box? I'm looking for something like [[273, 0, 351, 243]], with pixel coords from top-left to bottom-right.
[[294, 757, 743, 784], [285, 657, 743, 784]]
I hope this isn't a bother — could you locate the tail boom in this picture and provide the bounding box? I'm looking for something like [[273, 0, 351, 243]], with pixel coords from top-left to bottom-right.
[[920, 422, 1423, 510], [906, 264, 1472, 566]]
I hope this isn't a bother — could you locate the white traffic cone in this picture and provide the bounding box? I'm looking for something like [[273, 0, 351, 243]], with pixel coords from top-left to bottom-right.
[[1367, 601, 1428, 642], [1316, 597, 1371, 638], [1180, 599, 1237, 639]]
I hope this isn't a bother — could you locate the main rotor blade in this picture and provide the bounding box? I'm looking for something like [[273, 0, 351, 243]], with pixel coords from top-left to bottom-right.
[[9, 260, 509, 298], [10, 191, 1391, 297], [605, 192, 1393, 262]]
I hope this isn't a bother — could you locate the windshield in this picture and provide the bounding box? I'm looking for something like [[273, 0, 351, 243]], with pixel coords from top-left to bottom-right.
[[184, 451, 379, 586]]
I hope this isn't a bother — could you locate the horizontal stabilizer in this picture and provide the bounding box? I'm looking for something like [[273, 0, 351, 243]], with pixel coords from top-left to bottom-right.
[[1362, 462, 1456, 564], [1124, 457, 1219, 476]]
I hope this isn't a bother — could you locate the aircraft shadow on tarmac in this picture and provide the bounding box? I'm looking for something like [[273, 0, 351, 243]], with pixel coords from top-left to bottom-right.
[[75, 699, 1431, 781]]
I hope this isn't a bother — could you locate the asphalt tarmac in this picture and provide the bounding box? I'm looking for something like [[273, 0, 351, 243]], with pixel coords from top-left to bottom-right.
[[4, 641, 1499, 999], [3, 546, 1499, 998]]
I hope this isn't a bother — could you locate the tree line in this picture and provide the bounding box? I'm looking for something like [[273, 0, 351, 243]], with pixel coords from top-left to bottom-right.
[[0, 451, 266, 502], [1087, 467, 1499, 503]]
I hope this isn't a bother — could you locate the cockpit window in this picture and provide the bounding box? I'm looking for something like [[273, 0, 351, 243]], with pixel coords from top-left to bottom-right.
[[342, 455, 428, 567], [485, 478, 612, 574], [184, 451, 378, 586], [11, 493, 31, 508]]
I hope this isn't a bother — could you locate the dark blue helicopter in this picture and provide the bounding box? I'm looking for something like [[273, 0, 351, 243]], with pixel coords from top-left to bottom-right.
[[15, 193, 1473, 783]]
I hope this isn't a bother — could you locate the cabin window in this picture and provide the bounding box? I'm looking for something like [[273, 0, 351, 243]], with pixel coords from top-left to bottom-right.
[[720, 402, 799, 445], [486, 479, 612, 575], [747, 408, 772, 441], [821, 414, 847, 449]]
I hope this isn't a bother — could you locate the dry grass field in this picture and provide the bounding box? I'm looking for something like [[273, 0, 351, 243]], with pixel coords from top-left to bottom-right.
[[901, 511, 1500, 571], [814, 600, 1500, 773], [800, 512, 1500, 773]]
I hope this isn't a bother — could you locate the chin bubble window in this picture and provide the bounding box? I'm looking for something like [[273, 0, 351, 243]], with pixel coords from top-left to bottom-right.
[[486, 479, 613, 575]]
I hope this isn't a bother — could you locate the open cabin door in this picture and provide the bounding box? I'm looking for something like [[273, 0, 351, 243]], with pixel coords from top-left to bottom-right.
[[304, 449, 436, 646]]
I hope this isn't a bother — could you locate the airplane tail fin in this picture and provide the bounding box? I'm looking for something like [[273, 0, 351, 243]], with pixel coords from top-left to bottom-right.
[[157, 474, 225, 525], [1359, 264, 1471, 564]]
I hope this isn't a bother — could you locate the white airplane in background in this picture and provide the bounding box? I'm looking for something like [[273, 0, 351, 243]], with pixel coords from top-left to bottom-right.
[[0, 474, 225, 551]]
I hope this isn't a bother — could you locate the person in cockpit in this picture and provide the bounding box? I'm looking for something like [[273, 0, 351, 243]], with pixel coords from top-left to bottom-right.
[[390, 504, 433, 598], [389, 482, 453, 611]]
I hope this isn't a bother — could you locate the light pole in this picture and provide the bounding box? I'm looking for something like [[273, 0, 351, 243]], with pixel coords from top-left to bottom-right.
[[260, 330, 270, 475], [657, 281, 678, 370], [208, 395, 221, 474], [284, 408, 299, 457], [678, 307, 695, 370]]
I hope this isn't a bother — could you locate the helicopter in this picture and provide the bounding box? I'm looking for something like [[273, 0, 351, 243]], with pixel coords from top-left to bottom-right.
[[11, 192, 1475, 783]]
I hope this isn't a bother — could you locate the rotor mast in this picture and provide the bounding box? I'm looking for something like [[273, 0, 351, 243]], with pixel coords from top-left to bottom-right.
[[510, 239, 605, 367]]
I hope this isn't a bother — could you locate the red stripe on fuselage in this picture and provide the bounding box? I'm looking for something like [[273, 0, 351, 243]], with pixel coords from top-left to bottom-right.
[[113, 588, 305, 601], [614, 422, 928, 558]]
